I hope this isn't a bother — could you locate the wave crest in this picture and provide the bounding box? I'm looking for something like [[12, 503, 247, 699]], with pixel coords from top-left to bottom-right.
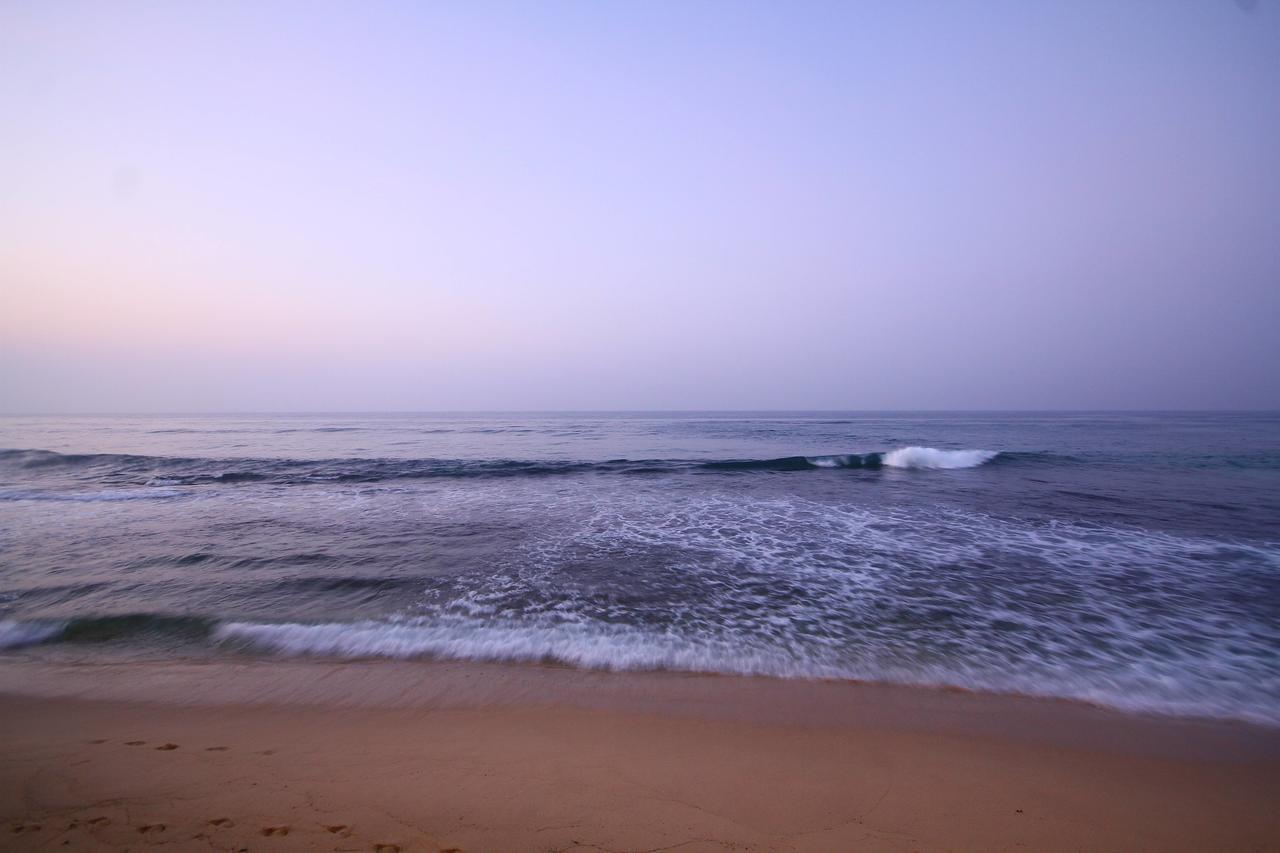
[[1, 446, 1005, 486], [0, 619, 65, 649], [880, 447, 999, 469]]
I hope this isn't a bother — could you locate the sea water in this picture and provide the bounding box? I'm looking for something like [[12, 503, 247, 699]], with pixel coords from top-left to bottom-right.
[[1, 412, 1277, 724]]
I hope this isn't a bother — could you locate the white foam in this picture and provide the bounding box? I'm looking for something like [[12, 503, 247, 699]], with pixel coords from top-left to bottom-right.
[[213, 490, 1279, 725], [806, 454, 857, 468], [214, 619, 797, 675], [10, 480, 1276, 726], [0, 620, 64, 649], [880, 446, 998, 469]]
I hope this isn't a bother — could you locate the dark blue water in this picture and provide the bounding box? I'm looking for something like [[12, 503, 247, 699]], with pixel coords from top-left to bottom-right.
[[1, 412, 1277, 723]]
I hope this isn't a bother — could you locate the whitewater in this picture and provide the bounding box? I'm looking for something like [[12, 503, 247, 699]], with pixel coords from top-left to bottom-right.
[[1, 412, 1278, 725]]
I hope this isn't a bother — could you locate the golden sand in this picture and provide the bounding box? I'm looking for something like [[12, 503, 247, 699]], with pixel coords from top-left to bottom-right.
[[1, 660, 1277, 851]]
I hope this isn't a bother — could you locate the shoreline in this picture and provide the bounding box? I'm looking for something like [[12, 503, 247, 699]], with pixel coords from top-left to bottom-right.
[[2, 659, 1279, 851], [1, 655, 1277, 748], [7, 616, 1278, 730]]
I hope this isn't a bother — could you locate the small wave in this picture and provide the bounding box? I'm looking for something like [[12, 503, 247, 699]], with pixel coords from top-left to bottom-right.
[[0, 488, 184, 502], [58, 613, 216, 642], [700, 455, 847, 471], [806, 454, 863, 468], [703, 448, 1000, 472], [2, 447, 1005, 486], [702, 453, 890, 471], [212, 620, 818, 676], [209, 617, 1280, 726], [0, 449, 140, 468], [0, 619, 65, 649], [5, 595, 1277, 724], [0, 614, 215, 648]]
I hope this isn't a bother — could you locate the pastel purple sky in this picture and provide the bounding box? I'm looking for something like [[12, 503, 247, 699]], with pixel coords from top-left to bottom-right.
[[2, 1, 1278, 412]]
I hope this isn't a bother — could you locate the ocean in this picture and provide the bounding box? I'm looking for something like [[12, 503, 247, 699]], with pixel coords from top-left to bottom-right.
[[1, 412, 1277, 724]]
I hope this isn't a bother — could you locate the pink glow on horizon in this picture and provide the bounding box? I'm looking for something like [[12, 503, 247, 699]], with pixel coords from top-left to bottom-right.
[[2, 1, 1278, 411]]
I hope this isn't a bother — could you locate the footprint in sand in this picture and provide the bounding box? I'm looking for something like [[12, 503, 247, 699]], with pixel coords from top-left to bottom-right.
[[260, 825, 290, 836], [205, 746, 229, 752], [89, 739, 108, 744], [137, 824, 166, 834], [87, 817, 111, 827], [324, 824, 353, 837], [209, 818, 234, 828], [124, 740, 146, 746], [373, 845, 401, 853], [155, 743, 179, 750], [10, 824, 42, 834]]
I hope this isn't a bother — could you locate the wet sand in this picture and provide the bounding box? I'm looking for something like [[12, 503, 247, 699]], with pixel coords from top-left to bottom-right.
[[1, 659, 1278, 851]]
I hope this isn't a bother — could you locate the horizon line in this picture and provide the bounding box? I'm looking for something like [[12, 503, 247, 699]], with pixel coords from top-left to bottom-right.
[[2, 409, 1278, 417]]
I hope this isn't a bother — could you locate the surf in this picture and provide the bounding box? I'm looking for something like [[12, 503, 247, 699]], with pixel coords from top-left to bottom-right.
[[1, 446, 1005, 489]]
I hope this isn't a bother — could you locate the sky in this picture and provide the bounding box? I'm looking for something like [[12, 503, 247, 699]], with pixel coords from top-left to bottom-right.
[[2, 0, 1278, 412]]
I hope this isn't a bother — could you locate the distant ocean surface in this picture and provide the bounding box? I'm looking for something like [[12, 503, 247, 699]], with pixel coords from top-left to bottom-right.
[[2, 412, 1278, 724]]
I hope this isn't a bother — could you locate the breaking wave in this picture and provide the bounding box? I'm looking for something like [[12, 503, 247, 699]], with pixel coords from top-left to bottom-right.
[[205, 611, 1280, 726], [0, 619, 65, 649], [880, 447, 1000, 469], [6, 607, 1275, 724], [0, 614, 215, 648], [0, 446, 1004, 489]]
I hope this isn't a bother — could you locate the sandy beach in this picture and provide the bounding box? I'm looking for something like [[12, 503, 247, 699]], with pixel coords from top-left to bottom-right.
[[6, 0, 1280, 845], [2, 659, 1278, 852]]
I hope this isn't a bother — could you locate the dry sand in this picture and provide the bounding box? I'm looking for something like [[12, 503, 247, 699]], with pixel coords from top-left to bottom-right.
[[1, 659, 1278, 852]]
